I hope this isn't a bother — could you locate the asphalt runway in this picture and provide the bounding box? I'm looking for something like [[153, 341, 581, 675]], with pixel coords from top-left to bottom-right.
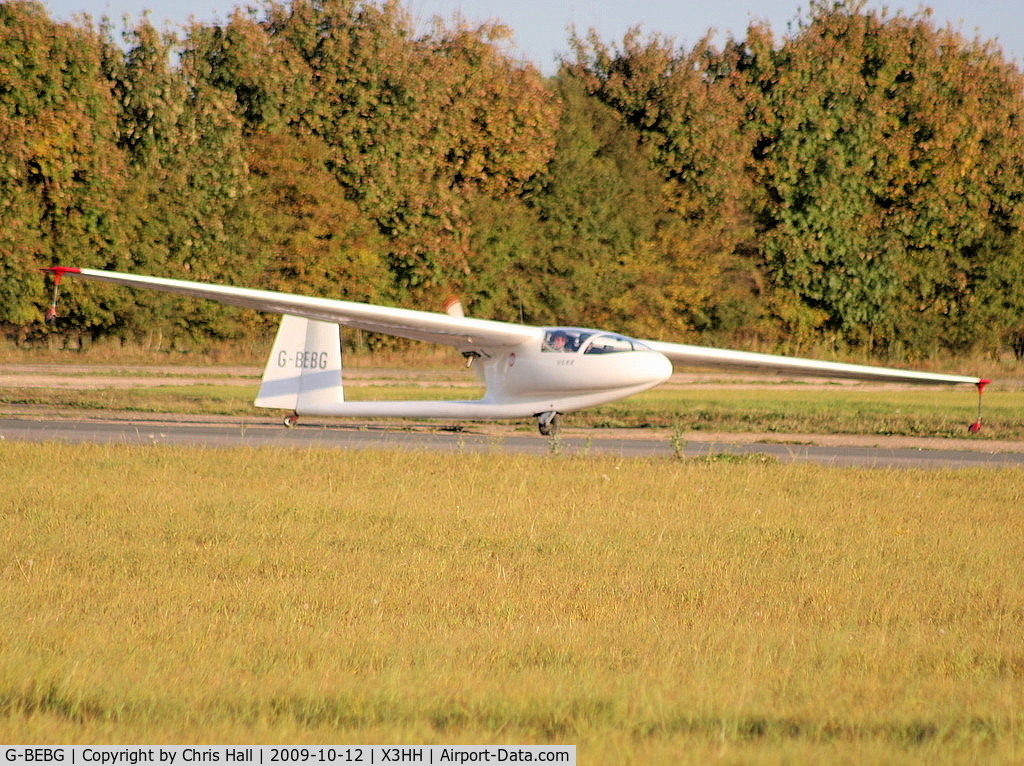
[[4, 415, 1024, 468]]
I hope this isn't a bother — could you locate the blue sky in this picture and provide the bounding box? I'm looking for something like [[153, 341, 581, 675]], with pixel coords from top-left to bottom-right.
[[42, 0, 1022, 74]]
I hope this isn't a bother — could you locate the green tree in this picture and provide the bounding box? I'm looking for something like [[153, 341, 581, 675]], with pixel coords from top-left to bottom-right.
[[523, 77, 662, 329], [560, 29, 760, 340], [746, 0, 1024, 354], [105, 19, 256, 344], [245, 131, 389, 304], [0, 1, 127, 333], [468, 74, 716, 338], [185, 5, 317, 135], [240, 0, 559, 300]]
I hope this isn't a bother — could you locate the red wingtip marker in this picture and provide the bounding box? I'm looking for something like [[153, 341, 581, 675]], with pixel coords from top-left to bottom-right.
[[41, 267, 82, 325], [968, 379, 991, 433], [40, 266, 82, 281]]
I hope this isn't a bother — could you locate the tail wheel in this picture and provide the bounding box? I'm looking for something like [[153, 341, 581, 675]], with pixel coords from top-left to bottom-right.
[[537, 412, 561, 436], [283, 413, 299, 428]]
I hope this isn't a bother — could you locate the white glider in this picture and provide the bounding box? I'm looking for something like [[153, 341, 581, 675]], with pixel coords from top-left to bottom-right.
[[43, 267, 989, 435]]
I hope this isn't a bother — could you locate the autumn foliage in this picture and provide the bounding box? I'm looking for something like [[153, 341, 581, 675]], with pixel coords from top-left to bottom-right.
[[3, 0, 1023, 358]]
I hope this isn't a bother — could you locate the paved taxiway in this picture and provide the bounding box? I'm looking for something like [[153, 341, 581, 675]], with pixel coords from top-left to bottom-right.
[[4, 415, 1024, 468]]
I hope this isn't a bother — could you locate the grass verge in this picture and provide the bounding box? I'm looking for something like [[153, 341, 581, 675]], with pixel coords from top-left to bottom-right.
[[3, 380, 1022, 440], [1, 442, 1022, 761]]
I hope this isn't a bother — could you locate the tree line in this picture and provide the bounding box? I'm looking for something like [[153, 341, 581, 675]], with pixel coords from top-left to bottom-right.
[[3, 0, 1023, 358]]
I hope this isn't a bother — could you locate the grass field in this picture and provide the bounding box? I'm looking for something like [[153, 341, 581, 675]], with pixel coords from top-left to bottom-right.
[[2, 441, 1022, 762]]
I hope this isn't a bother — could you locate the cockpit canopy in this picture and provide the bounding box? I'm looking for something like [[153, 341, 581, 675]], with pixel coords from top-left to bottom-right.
[[542, 328, 653, 354]]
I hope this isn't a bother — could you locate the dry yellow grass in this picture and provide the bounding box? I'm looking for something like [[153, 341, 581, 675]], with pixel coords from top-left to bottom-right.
[[2, 441, 1023, 763]]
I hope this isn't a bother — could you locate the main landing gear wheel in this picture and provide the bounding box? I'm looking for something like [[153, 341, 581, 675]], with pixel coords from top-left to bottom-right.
[[537, 411, 562, 436], [283, 413, 299, 428]]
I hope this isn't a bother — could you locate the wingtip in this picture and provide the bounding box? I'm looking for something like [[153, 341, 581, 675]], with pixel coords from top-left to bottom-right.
[[41, 267, 81, 324], [41, 266, 82, 280]]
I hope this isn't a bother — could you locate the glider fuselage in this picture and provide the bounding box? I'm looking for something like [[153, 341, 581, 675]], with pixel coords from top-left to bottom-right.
[[474, 327, 673, 415]]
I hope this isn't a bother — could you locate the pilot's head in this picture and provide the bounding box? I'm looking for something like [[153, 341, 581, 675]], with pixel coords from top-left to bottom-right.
[[551, 332, 568, 349]]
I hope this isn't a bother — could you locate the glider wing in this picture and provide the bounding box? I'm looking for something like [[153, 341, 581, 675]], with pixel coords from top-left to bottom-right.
[[43, 267, 539, 352], [644, 340, 985, 386]]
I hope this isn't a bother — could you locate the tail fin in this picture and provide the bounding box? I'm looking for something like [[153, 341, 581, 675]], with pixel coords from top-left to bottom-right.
[[255, 315, 344, 411]]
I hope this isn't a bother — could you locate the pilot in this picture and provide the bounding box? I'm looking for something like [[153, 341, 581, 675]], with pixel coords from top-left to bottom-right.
[[546, 331, 570, 352]]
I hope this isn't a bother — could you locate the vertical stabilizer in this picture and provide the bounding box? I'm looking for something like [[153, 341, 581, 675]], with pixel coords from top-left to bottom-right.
[[255, 315, 344, 411]]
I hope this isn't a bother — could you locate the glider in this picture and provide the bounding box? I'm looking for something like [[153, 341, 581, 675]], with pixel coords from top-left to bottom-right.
[[43, 266, 990, 435]]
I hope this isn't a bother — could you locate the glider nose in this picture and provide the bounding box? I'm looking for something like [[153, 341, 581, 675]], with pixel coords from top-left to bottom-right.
[[624, 351, 673, 390], [649, 351, 674, 386]]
